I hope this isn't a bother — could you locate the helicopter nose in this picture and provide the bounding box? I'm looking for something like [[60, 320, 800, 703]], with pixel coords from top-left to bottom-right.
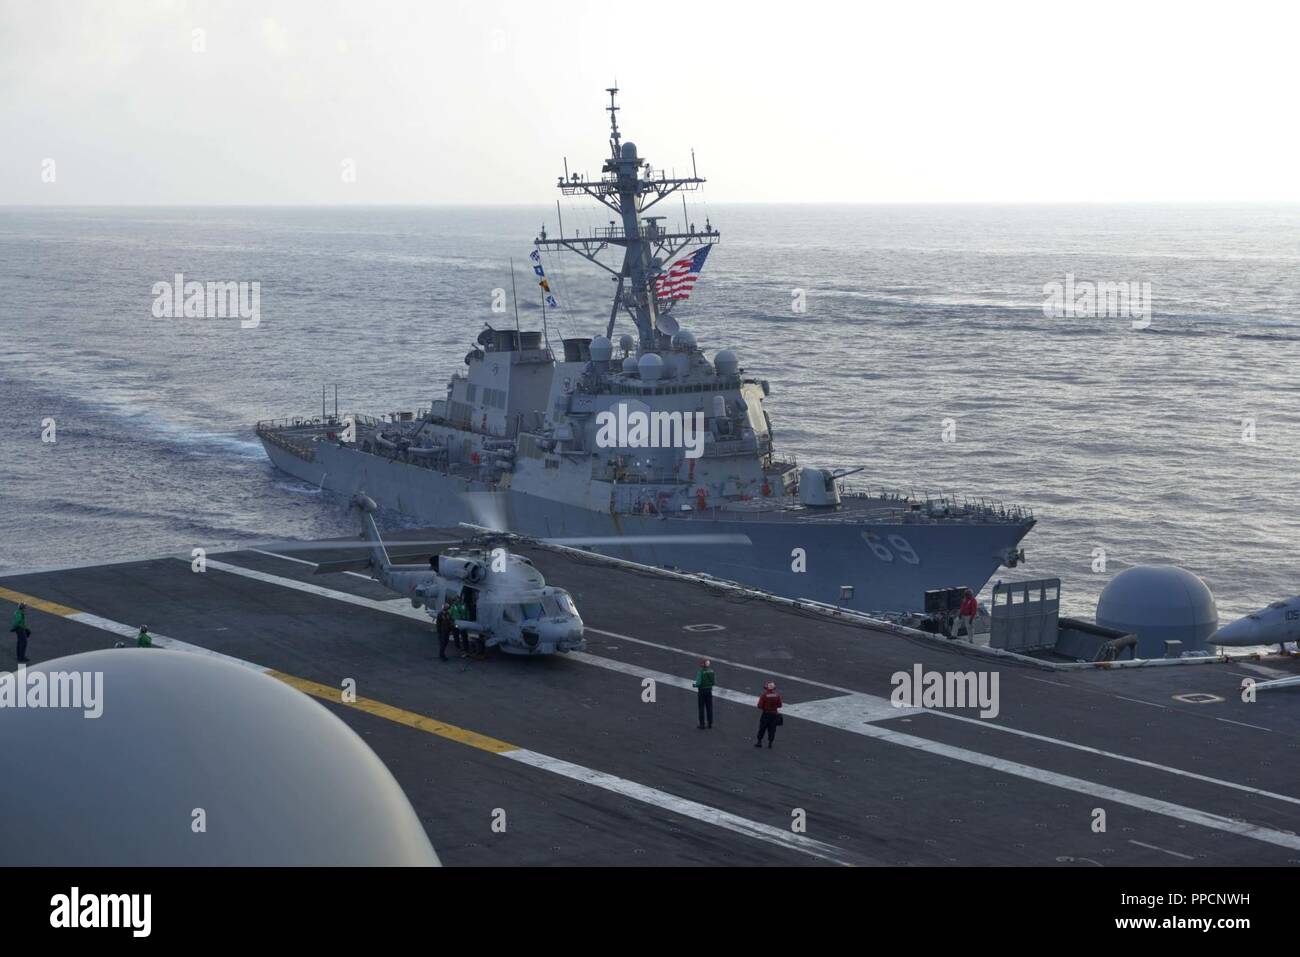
[[537, 617, 584, 648], [539, 619, 571, 639]]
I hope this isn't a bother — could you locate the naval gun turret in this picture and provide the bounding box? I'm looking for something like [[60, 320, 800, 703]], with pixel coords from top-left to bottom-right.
[[798, 467, 867, 507]]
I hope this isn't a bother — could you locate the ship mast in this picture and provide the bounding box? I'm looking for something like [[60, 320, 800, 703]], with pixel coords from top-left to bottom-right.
[[534, 87, 719, 353]]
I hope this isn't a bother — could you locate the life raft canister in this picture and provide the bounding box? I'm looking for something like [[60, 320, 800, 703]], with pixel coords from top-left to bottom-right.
[[696, 487, 708, 510]]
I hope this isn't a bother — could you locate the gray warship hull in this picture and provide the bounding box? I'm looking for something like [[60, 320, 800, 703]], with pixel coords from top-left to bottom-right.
[[261, 437, 1033, 612]]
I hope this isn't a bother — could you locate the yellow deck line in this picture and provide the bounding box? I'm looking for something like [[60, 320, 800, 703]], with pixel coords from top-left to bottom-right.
[[267, 671, 521, 754], [0, 585, 81, 618], [2, 583, 519, 754]]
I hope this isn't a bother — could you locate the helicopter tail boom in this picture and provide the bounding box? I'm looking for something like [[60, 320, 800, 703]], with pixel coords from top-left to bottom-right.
[[353, 492, 393, 575]]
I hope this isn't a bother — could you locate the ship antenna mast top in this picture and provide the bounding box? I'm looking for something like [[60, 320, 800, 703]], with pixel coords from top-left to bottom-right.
[[535, 88, 720, 353], [606, 86, 622, 157]]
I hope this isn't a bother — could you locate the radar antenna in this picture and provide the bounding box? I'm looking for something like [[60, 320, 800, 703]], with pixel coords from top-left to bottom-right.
[[535, 88, 719, 353], [606, 86, 621, 157]]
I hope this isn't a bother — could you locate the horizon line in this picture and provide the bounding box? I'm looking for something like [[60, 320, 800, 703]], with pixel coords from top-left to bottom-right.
[[4, 199, 1300, 210]]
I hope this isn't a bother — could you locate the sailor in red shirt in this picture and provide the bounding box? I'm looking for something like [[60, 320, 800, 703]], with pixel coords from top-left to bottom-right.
[[952, 587, 979, 640], [754, 681, 783, 748]]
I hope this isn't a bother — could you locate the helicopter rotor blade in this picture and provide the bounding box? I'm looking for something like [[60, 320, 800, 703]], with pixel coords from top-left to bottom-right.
[[234, 537, 463, 554]]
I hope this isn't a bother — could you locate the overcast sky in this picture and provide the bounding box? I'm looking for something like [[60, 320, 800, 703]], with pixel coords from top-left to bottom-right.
[[3, 0, 1298, 205]]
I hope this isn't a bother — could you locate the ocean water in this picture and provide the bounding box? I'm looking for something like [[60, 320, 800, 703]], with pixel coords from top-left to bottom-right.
[[1, 204, 1297, 621]]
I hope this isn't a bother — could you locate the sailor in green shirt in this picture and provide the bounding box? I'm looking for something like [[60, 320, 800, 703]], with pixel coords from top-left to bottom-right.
[[449, 597, 468, 655], [136, 625, 153, 648], [693, 658, 716, 729], [11, 603, 31, 663]]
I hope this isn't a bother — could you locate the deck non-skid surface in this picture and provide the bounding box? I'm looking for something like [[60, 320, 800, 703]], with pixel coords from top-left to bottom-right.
[[2, 534, 1298, 867]]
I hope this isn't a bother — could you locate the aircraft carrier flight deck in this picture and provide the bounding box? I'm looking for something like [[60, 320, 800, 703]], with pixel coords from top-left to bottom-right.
[[2, 531, 1297, 868]]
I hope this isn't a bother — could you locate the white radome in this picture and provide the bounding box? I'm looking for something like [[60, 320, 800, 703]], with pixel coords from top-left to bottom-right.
[[1096, 565, 1218, 658]]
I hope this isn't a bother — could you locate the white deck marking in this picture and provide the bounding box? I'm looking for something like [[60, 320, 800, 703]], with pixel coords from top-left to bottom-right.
[[247, 548, 316, 567], [205, 559, 427, 620], [589, 624, 1300, 806], [1021, 674, 1072, 688], [1128, 839, 1197, 861], [1238, 663, 1291, 677], [248, 548, 373, 580], [586, 627, 863, 695], [195, 556, 1300, 834], [782, 693, 918, 725], [67, 613, 270, 672], [850, 722, 1300, 852], [503, 750, 858, 866], [938, 711, 1300, 806], [54, 595, 854, 866], [568, 653, 751, 705], [1216, 717, 1276, 732], [569, 651, 918, 721]]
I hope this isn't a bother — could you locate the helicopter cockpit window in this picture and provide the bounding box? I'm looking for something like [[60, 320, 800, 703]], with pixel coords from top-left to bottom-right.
[[554, 592, 577, 616], [541, 596, 562, 617], [503, 605, 520, 623], [521, 601, 545, 620]]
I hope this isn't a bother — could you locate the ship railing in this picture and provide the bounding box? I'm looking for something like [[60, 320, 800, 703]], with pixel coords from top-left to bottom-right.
[[587, 222, 677, 242], [256, 413, 385, 433], [255, 419, 321, 463], [257, 415, 338, 430], [703, 435, 760, 458], [839, 483, 1034, 524], [680, 502, 1033, 526]]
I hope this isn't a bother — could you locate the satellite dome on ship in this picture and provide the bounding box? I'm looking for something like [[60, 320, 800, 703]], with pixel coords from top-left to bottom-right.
[[1096, 565, 1218, 657], [637, 353, 664, 381]]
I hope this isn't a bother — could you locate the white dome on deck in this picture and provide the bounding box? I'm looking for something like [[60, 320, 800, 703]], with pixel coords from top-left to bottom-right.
[[1096, 565, 1218, 658]]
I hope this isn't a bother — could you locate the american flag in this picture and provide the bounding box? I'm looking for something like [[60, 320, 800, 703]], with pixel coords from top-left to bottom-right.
[[653, 245, 712, 302]]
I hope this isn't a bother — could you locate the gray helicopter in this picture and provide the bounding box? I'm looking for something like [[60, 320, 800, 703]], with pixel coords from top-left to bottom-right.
[[313, 493, 585, 656]]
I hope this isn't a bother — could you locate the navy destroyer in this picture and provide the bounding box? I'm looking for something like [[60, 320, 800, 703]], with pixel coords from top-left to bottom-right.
[[256, 89, 1034, 613]]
